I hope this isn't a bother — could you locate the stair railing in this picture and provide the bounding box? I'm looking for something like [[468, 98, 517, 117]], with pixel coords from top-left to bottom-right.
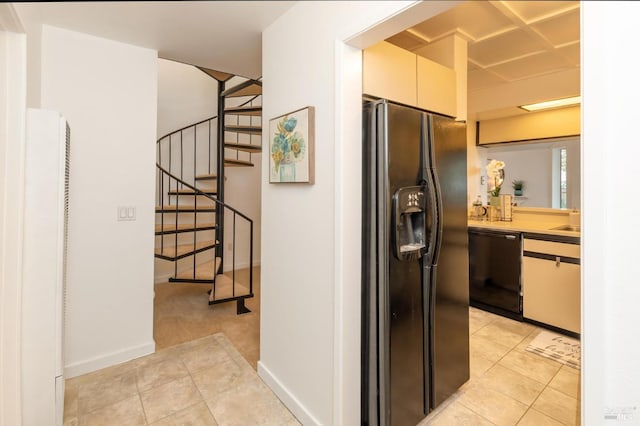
[[157, 116, 218, 258], [156, 167, 254, 301], [155, 92, 260, 303]]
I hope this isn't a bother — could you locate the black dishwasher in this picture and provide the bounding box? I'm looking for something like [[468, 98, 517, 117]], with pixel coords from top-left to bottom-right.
[[469, 229, 522, 320]]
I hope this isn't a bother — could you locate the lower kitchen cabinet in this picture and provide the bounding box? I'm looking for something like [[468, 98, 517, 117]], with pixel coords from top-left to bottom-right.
[[522, 236, 581, 334]]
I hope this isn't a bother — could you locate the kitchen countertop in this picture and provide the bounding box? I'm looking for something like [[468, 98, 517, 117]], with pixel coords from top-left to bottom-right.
[[468, 218, 581, 239]]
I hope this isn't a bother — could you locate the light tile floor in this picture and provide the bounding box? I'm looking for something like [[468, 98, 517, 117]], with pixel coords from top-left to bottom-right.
[[66, 267, 581, 425], [421, 307, 581, 426], [63, 333, 299, 426]]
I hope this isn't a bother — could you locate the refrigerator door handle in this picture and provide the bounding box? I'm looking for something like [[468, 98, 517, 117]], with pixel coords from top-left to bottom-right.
[[426, 114, 444, 266], [422, 115, 438, 266]]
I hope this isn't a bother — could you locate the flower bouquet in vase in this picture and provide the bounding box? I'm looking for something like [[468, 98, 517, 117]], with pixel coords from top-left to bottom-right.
[[486, 159, 505, 207]]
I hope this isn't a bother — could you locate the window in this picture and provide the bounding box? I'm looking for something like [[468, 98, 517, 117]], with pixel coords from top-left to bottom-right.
[[560, 148, 567, 209]]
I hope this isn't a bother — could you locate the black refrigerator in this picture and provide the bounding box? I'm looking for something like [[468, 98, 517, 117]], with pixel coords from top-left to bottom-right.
[[362, 98, 469, 425]]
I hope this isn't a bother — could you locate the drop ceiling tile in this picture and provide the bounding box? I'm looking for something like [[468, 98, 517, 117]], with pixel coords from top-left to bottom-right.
[[468, 69, 508, 91], [555, 42, 580, 67], [411, 1, 515, 41], [468, 61, 480, 71], [531, 8, 580, 46], [386, 31, 427, 52], [502, 1, 579, 23], [469, 28, 547, 67], [488, 51, 572, 81]]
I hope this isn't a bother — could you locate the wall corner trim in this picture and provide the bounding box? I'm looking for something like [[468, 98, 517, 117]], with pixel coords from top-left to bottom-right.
[[0, 4, 25, 33], [257, 361, 321, 426]]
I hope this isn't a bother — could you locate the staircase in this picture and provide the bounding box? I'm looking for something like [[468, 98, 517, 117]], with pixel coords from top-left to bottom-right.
[[155, 67, 261, 314]]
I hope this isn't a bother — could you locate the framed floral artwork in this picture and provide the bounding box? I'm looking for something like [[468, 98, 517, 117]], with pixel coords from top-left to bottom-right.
[[269, 106, 315, 184]]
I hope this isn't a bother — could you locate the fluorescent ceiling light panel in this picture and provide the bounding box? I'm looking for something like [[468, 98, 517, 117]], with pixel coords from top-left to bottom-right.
[[519, 96, 581, 112]]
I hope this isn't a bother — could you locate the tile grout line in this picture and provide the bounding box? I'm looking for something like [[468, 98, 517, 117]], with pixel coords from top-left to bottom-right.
[[187, 362, 219, 424], [132, 363, 150, 426], [532, 369, 580, 425], [469, 311, 580, 425], [462, 321, 552, 425]]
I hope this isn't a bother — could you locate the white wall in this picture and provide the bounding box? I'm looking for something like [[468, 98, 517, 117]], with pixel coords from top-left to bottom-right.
[[0, 28, 27, 426], [494, 148, 552, 207], [260, 2, 459, 424], [40, 25, 157, 377], [157, 58, 218, 137], [583, 2, 640, 423]]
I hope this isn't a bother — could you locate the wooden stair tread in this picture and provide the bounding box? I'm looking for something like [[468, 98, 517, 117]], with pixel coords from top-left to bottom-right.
[[175, 264, 250, 298], [225, 158, 254, 167], [211, 274, 250, 299], [168, 188, 217, 196], [156, 205, 216, 212], [222, 80, 262, 98], [224, 143, 262, 153], [225, 106, 262, 116], [224, 125, 261, 135], [194, 173, 218, 181], [174, 257, 222, 280], [196, 67, 234, 82], [155, 222, 216, 234], [155, 240, 218, 258]]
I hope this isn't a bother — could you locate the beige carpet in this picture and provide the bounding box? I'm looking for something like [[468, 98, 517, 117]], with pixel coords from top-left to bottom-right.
[[154, 267, 260, 369]]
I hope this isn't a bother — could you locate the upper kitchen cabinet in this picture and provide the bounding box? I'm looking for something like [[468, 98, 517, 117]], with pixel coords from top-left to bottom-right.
[[363, 41, 417, 107], [477, 105, 581, 145], [417, 56, 457, 118], [363, 41, 458, 118]]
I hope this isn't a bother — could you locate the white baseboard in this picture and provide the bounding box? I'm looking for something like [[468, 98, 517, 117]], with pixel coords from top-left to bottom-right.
[[64, 340, 155, 378], [258, 361, 320, 426]]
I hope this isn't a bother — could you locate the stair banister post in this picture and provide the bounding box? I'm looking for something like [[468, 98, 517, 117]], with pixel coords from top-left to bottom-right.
[[216, 79, 225, 274]]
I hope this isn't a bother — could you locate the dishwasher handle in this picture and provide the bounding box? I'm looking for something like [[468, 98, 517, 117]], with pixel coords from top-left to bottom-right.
[[469, 230, 521, 241]]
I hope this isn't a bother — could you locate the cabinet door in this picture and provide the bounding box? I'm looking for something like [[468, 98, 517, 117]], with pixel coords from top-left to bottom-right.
[[523, 257, 580, 333], [363, 41, 416, 106], [417, 56, 457, 118]]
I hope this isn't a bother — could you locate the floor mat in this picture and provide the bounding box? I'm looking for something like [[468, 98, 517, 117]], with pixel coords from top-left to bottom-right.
[[525, 330, 580, 369]]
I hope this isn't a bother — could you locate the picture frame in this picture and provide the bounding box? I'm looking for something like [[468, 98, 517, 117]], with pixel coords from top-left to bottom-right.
[[268, 106, 315, 184]]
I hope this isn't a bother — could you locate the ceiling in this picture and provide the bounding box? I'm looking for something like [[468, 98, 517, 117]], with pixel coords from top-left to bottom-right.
[[12, 1, 579, 119], [12, 1, 295, 79], [387, 0, 580, 120]]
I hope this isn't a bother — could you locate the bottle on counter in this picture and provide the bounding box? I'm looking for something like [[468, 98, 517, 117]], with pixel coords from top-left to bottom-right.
[[472, 195, 486, 220]]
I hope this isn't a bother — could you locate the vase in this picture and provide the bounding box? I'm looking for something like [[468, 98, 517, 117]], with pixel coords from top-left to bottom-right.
[[279, 162, 295, 182], [490, 196, 501, 207], [514, 189, 523, 196]]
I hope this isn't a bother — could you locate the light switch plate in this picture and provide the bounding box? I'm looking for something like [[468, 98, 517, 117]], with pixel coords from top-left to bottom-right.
[[117, 206, 136, 221]]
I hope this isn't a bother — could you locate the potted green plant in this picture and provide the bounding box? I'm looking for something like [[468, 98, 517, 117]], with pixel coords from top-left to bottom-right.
[[512, 180, 524, 196]]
